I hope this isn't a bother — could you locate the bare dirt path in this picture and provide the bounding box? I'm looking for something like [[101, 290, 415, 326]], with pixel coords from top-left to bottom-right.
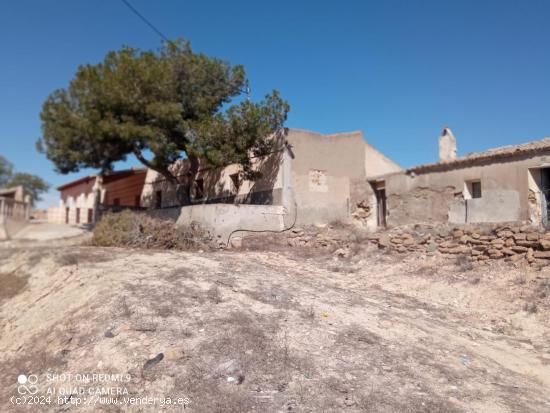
[[1, 241, 549, 412]]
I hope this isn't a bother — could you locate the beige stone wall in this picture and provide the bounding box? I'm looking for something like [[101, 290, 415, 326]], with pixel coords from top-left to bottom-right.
[[384, 151, 550, 227], [142, 143, 285, 209], [287, 130, 365, 225], [141, 128, 402, 228]]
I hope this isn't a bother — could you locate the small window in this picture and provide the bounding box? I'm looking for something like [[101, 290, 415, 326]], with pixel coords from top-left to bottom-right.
[[471, 181, 482, 198], [134, 195, 141, 207], [230, 173, 241, 193], [113, 198, 120, 206], [155, 190, 162, 208], [194, 179, 204, 199], [465, 180, 482, 199]]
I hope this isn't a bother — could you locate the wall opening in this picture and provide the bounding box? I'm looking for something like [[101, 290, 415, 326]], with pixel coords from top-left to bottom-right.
[[528, 167, 550, 227], [155, 190, 162, 209], [464, 180, 482, 199], [369, 180, 386, 227]]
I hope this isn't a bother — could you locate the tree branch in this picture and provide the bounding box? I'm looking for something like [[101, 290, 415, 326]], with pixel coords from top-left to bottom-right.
[[132, 147, 177, 184]]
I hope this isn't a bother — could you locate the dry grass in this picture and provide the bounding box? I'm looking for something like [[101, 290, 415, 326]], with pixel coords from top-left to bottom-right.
[[55, 249, 114, 266], [0, 271, 29, 302], [89, 210, 212, 250]]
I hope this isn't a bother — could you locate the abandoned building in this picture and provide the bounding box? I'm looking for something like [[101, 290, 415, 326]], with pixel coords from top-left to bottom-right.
[[49, 125, 550, 240], [140, 128, 402, 237], [48, 168, 147, 224], [0, 185, 31, 239], [372, 127, 550, 229]]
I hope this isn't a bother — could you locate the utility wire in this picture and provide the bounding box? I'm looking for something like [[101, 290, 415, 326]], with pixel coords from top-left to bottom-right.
[[119, 1, 250, 96], [120, 0, 169, 41]]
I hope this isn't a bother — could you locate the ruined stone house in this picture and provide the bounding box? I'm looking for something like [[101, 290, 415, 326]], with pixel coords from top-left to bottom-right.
[[141, 128, 402, 237], [372, 127, 550, 229]]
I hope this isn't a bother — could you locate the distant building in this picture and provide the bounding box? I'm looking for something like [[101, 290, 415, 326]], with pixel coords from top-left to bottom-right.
[[0, 185, 30, 203], [48, 168, 147, 224], [0, 185, 31, 239]]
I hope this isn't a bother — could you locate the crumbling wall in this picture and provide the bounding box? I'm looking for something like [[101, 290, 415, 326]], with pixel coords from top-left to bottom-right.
[[349, 178, 375, 228], [288, 130, 368, 225], [382, 153, 550, 227], [386, 186, 457, 226]]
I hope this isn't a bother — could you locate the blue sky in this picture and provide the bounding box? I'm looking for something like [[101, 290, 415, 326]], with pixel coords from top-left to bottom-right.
[[1, 0, 549, 208]]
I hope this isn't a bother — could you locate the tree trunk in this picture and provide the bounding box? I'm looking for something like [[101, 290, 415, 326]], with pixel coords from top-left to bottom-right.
[[185, 155, 200, 204]]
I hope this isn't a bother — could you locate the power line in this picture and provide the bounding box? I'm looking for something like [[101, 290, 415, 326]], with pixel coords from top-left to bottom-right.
[[120, 0, 169, 42]]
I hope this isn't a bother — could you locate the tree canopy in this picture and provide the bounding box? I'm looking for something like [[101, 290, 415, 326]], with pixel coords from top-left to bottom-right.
[[38, 40, 290, 202], [0, 155, 14, 187]]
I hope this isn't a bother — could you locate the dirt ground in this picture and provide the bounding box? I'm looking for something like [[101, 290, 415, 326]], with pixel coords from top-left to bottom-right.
[[1, 231, 550, 412]]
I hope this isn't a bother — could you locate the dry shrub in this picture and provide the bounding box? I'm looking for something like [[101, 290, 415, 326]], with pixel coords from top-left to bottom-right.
[[90, 210, 212, 250]]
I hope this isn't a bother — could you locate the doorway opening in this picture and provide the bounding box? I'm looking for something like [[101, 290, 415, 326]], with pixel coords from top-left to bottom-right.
[[370, 180, 386, 227], [528, 167, 550, 227]]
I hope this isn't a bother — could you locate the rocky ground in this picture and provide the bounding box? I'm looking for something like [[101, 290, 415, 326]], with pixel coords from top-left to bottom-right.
[[1, 224, 550, 412]]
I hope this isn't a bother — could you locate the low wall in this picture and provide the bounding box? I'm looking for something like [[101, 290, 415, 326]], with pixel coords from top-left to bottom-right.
[[175, 203, 289, 244], [145, 207, 182, 222]]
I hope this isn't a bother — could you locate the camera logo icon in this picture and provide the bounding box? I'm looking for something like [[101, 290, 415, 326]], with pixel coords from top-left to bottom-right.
[[17, 374, 38, 395]]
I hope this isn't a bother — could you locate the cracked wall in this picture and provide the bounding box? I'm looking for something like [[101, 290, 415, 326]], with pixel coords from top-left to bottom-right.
[[382, 153, 550, 227]]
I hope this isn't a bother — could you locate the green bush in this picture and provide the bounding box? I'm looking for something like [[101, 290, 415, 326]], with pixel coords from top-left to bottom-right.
[[90, 210, 212, 250]]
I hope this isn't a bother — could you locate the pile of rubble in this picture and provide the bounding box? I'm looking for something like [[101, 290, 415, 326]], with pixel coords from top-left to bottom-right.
[[283, 222, 550, 266], [366, 224, 550, 265]]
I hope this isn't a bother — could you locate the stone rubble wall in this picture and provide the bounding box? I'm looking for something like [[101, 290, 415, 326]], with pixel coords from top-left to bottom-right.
[[366, 224, 550, 266], [283, 223, 550, 267]]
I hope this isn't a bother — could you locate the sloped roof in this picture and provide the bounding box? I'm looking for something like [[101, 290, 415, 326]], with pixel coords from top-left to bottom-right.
[[56, 168, 147, 191], [408, 136, 550, 175]]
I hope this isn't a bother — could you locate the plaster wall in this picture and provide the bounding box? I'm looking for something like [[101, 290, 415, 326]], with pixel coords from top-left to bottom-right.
[[142, 128, 402, 229], [49, 192, 96, 225], [384, 152, 550, 226], [176, 203, 287, 243], [287, 130, 366, 225]]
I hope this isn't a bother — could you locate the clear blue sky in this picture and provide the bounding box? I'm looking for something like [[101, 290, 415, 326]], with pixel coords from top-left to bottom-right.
[[1, 0, 549, 208]]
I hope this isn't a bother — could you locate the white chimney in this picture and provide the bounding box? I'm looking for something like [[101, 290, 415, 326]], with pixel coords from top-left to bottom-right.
[[439, 127, 457, 162]]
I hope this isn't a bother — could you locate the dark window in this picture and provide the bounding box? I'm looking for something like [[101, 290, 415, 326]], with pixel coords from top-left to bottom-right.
[[230, 173, 241, 193], [113, 198, 120, 206], [76, 208, 80, 224], [195, 179, 204, 199], [471, 181, 482, 199], [87, 208, 93, 223], [134, 195, 141, 207], [155, 191, 162, 208]]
